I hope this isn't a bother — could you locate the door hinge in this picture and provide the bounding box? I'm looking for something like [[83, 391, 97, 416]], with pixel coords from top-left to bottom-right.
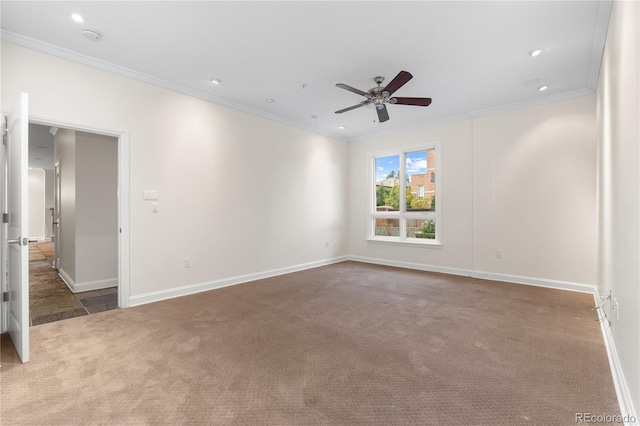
[[2, 213, 7, 223], [2, 292, 9, 302]]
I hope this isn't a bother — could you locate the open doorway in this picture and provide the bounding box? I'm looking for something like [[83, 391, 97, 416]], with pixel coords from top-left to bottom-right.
[[28, 124, 119, 325]]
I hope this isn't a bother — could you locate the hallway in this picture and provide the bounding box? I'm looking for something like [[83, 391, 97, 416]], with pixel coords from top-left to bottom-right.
[[29, 242, 117, 326]]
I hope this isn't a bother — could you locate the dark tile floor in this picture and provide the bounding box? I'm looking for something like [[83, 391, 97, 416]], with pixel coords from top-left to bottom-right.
[[29, 242, 118, 326]]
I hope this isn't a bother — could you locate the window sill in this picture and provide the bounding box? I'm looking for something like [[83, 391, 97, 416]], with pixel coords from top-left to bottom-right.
[[366, 237, 442, 248]]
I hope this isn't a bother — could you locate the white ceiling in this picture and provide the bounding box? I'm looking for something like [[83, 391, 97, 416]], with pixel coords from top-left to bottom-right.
[[1, 1, 610, 142]]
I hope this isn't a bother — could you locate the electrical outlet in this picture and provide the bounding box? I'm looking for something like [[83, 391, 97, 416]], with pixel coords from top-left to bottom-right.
[[184, 257, 191, 268]]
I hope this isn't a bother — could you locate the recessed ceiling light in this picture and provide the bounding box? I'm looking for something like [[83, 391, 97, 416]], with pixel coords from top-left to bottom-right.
[[311, 115, 318, 119], [265, 98, 275, 103], [210, 78, 221, 85], [83, 29, 102, 41], [71, 13, 84, 23], [538, 85, 548, 91], [338, 125, 345, 130], [37, 146, 48, 149], [529, 49, 543, 57]]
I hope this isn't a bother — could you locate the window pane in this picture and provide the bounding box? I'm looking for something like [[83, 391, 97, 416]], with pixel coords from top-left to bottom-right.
[[407, 218, 436, 239], [407, 149, 435, 212], [375, 155, 400, 211], [375, 218, 400, 236]]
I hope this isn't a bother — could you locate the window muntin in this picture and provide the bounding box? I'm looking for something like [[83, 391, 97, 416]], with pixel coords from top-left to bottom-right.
[[370, 143, 440, 245]]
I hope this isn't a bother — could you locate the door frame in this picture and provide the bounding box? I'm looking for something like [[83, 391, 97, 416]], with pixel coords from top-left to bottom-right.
[[28, 114, 130, 310], [53, 161, 60, 269]]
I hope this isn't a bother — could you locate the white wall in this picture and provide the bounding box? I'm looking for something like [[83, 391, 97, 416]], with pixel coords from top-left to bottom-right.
[[1, 41, 348, 298], [349, 120, 474, 271], [75, 131, 118, 286], [349, 95, 598, 287], [28, 168, 46, 240], [596, 0, 640, 414], [473, 97, 597, 284], [54, 128, 76, 282]]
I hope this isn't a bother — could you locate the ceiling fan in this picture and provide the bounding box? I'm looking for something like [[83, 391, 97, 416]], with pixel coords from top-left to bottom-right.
[[334, 71, 432, 123]]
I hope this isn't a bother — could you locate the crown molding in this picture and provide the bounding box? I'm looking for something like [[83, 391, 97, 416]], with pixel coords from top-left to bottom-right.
[[0, 30, 348, 143], [2, 25, 603, 145], [466, 88, 595, 118], [587, 0, 613, 91], [349, 88, 594, 143]]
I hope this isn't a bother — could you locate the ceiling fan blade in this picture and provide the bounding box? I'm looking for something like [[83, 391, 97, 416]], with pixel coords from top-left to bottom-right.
[[376, 105, 390, 122], [336, 83, 369, 97], [392, 97, 432, 107], [335, 100, 372, 114], [383, 71, 413, 96]]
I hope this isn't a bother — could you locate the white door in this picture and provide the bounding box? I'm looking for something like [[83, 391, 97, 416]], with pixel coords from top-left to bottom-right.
[[5, 93, 30, 363], [53, 162, 60, 270]]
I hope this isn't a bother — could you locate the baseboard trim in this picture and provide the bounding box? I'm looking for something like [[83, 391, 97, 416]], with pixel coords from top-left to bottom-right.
[[57, 268, 75, 292], [348, 255, 473, 277], [593, 293, 639, 426], [348, 255, 596, 293], [471, 271, 596, 294], [28, 236, 49, 242], [129, 255, 349, 307], [72, 278, 118, 293], [57, 268, 117, 293]]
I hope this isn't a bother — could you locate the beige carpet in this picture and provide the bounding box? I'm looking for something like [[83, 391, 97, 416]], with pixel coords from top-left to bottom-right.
[[0, 261, 620, 425]]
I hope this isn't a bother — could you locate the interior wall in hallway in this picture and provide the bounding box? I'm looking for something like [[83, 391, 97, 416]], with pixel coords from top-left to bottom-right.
[[75, 131, 118, 286], [28, 168, 46, 240]]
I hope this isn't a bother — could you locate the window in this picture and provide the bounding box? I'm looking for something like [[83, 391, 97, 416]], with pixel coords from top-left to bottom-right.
[[370, 142, 440, 244]]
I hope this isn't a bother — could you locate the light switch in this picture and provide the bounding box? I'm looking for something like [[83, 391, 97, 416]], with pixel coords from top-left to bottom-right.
[[143, 190, 159, 200]]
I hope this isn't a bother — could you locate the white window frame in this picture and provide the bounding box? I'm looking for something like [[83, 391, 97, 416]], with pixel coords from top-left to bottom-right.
[[368, 141, 442, 246]]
